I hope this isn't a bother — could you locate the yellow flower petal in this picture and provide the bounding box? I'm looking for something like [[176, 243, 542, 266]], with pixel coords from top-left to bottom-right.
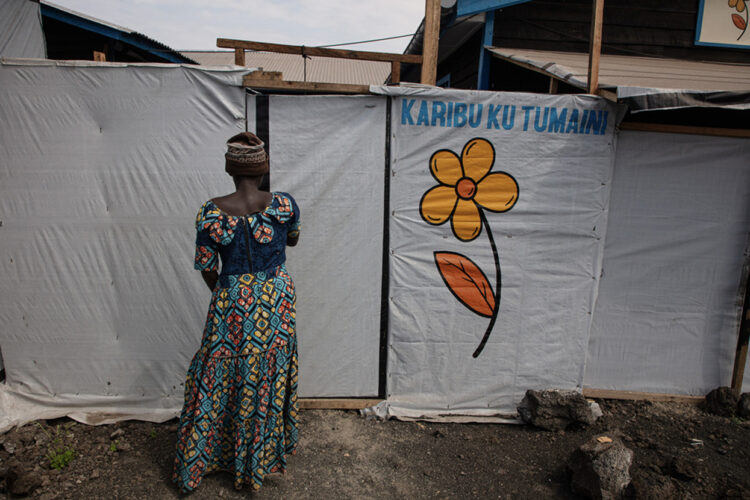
[[420, 185, 457, 225], [461, 138, 495, 182], [430, 149, 462, 186], [475, 172, 519, 212], [739, 0, 746, 12], [451, 199, 482, 241], [729, 0, 737, 6]]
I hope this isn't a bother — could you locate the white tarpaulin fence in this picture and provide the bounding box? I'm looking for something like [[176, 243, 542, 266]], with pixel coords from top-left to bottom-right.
[[382, 88, 618, 417], [0, 61, 748, 430], [586, 130, 750, 394]]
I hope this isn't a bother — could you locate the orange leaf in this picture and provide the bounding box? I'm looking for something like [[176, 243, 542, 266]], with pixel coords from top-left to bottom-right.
[[732, 13, 746, 29], [434, 252, 496, 317]]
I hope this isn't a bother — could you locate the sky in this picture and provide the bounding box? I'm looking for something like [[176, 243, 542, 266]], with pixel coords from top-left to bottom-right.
[[48, 0, 427, 53]]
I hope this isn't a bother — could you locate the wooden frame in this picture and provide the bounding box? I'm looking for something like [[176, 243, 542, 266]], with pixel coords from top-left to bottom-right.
[[582, 389, 704, 404], [218, 38, 423, 93], [299, 398, 382, 410]]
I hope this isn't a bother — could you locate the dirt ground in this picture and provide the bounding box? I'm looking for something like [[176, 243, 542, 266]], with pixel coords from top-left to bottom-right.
[[0, 399, 748, 499]]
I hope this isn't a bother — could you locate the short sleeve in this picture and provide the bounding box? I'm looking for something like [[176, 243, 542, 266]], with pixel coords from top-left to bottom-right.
[[287, 194, 301, 238], [193, 202, 224, 272]]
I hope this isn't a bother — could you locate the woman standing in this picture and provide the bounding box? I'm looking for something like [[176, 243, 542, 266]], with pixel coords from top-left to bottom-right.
[[173, 132, 300, 492]]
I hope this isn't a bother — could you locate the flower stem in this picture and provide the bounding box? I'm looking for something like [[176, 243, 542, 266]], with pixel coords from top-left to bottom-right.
[[473, 211, 501, 358]]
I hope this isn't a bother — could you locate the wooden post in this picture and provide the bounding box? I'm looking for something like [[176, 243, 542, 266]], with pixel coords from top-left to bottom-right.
[[391, 60, 401, 84], [234, 48, 245, 66], [421, 0, 441, 85], [548, 77, 558, 94], [587, 0, 604, 94], [731, 270, 750, 394]]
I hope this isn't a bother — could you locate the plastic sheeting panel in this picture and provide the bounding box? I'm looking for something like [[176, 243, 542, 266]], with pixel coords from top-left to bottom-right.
[[585, 131, 750, 395], [385, 88, 618, 417], [0, 60, 248, 431], [0, 0, 45, 59], [265, 95, 386, 397]]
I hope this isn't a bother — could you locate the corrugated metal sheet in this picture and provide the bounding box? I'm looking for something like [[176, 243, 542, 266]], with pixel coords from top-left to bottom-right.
[[488, 47, 750, 92], [182, 50, 391, 85]]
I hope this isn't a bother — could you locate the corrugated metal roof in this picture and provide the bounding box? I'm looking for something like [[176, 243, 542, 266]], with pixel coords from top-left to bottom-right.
[[182, 51, 391, 85], [487, 47, 750, 92], [41, 0, 196, 64]]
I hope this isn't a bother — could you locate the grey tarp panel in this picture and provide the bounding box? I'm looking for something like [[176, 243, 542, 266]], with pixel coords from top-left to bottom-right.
[[264, 95, 386, 397], [0, 0, 45, 59], [0, 60, 248, 431], [585, 131, 750, 394]]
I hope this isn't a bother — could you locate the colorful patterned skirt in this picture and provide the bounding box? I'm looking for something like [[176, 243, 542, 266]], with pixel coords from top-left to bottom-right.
[[173, 266, 298, 492]]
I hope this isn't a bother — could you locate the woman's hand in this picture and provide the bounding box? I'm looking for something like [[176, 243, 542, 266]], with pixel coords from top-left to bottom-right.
[[201, 270, 219, 291]]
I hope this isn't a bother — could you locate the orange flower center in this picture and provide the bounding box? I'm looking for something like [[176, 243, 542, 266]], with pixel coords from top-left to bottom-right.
[[456, 177, 477, 200]]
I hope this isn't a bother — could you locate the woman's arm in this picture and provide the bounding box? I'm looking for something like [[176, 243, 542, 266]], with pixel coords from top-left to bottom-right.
[[201, 270, 219, 291]]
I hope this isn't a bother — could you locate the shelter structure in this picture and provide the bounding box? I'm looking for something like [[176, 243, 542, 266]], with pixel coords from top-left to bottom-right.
[[0, 0, 748, 429]]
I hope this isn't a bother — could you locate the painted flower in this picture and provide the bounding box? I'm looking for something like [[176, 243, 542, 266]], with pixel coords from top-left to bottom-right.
[[420, 138, 518, 241], [730, 0, 746, 12]]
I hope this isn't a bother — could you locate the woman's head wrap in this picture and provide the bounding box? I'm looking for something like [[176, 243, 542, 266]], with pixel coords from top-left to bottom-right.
[[225, 132, 269, 176]]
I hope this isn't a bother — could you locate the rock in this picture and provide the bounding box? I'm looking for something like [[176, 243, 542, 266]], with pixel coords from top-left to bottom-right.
[[702, 387, 738, 417], [90, 469, 100, 479], [568, 434, 633, 499], [110, 428, 125, 440], [10, 471, 41, 496], [738, 393, 750, 419], [669, 456, 698, 482], [517, 389, 602, 431], [628, 470, 679, 500]]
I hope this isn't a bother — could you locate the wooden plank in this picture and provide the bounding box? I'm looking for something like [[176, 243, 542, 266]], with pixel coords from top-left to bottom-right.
[[731, 269, 750, 394], [234, 48, 245, 66], [218, 38, 422, 64], [299, 398, 382, 410], [548, 77, 558, 94], [582, 388, 704, 404], [619, 122, 750, 139], [421, 0, 441, 85], [391, 60, 401, 84], [246, 70, 283, 81], [587, 0, 604, 94], [241, 77, 371, 94]]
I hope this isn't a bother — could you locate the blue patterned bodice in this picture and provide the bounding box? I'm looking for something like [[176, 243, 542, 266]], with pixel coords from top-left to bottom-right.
[[194, 192, 300, 279]]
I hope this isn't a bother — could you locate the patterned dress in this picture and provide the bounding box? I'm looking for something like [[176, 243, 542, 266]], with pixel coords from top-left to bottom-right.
[[173, 192, 301, 492]]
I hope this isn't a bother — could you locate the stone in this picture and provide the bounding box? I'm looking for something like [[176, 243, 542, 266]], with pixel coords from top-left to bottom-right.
[[702, 387, 738, 417], [628, 469, 678, 500], [568, 434, 633, 500], [10, 471, 41, 496], [669, 456, 698, 481], [110, 428, 125, 440], [517, 389, 602, 431], [737, 393, 750, 419]]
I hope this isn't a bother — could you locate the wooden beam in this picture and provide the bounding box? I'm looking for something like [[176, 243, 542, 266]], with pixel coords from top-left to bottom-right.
[[548, 77, 558, 94], [246, 70, 283, 81], [582, 388, 704, 404], [242, 77, 371, 94], [619, 122, 750, 139], [299, 398, 382, 410], [731, 268, 750, 394], [391, 60, 401, 84], [587, 0, 604, 94], [421, 0, 441, 85], [234, 48, 245, 66], [218, 38, 422, 64]]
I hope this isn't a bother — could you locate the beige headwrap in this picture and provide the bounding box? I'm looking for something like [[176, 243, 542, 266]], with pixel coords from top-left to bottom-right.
[[225, 132, 269, 176]]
